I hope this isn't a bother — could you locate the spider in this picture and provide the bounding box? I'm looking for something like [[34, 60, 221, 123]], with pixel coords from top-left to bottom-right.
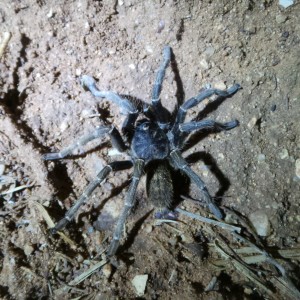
[[43, 46, 240, 257]]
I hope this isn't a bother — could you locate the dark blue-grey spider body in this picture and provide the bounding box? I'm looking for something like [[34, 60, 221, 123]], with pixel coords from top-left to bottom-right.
[[43, 46, 240, 257], [132, 120, 170, 162]]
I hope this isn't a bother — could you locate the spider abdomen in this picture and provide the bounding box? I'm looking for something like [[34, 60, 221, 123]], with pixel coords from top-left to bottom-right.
[[131, 120, 169, 162], [146, 161, 173, 209]]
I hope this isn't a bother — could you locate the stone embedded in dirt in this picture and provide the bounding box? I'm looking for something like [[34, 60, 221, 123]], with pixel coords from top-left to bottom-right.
[[279, 148, 289, 159], [295, 159, 300, 178], [200, 58, 210, 70], [132, 274, 148, 296], [247, 116, 258, 130], [249, 211, 271, 237], [102, 263, 113, 279], [257, 153, 266, 162]]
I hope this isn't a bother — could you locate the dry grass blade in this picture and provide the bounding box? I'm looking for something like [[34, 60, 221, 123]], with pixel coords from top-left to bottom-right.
[[232, 232, 287, 276], [214, 241, 276, 298], [68, 259, 108, 286], [270, 276, 300, 300], [0, 182, 34, 196], [277, 249, 300, 259], [32, 200, 76, 248], [176, 208, 241, 233]]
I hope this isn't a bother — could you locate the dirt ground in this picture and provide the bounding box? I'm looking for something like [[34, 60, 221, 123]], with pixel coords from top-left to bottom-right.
[[0, 0, 300, 299]]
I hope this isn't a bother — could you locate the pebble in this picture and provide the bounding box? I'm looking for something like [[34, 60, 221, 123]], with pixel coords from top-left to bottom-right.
[[0, 163, 5, 176], [47, 8, 53, 18], [144, 224, 153, 233], [59, 121, 69, 132], [276, 14, 287, 24], [200, 59, 210, 70], [249, 211, 271, 237], [247, 116, 258, 130], [218, 153, 225, 160], [75, 68, 82, 76], [102, 263, 113, 279], [24, 244, 35, 256], [279, 148, 289, 159], [204, 46, 215, 57], [295, 159, 300, 178], [132, 274, 148, 296], [257, 153, 266, 162], [128, 64, 136, 70], [145, 45, 153, 54]]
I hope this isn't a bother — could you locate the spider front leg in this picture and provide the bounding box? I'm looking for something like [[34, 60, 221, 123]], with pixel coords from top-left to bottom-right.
[[170, 149, 223, 219], [150, 46, 171, 127], [81, 75, 139, 135], [43, 126, 126, 160], [170, 84, 240, 146], [107, 159, 144, 257], [51, 160, 133, 234]]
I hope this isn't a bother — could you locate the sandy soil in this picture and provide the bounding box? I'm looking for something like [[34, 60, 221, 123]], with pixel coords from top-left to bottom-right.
[[0, 1, 300, 299]]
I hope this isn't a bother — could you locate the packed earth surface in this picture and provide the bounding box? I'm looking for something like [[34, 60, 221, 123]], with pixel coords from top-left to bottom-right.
[[0, 1, 300, 299]]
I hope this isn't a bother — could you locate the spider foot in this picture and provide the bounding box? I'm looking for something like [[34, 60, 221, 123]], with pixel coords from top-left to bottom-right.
[[154, 209, 178, 220]]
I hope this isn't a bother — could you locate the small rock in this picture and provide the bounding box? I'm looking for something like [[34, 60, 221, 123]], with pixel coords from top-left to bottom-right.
[[257, 153, 266, 162], [276, 14, 287, 23], [0, 163, 5, 176], [204, 46, 215, 57], [249, 211, 271, 237], [145, 45, 153, 54], [59, 121, 69, 132], [128, 64, 136, 70], [75, 68, 82, 76], [200, 59, 210, 70], [132, 274, 148, 296], [218, 153, 225, 160], [279, 148, 289, 159], [279, 0, 294, 8], [102, 263, 112, 279], [144, 224, 153, 233], [24, 244, 34, 256], [295, 159, 300, 178], [47, 8, 53, 18], [247, 117, 258, 130]]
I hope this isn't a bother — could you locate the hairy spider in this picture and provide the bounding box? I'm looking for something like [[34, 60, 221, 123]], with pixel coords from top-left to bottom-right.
[[44, 46, 240, 256]]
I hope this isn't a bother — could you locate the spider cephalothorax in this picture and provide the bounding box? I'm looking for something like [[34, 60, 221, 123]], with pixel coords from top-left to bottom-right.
[[44, 46, 240, 256]]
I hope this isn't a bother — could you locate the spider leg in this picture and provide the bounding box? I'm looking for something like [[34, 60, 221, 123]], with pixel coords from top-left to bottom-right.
[[170, 149, 223, 219], [150, 46, 171, 127], [81, 75, 139, 134], [170, 84, 240, 147], [179, 119, 239, 133], [43, 125, 126, 160], [51, 160, 133, 234], [107, 159, 144, 257]]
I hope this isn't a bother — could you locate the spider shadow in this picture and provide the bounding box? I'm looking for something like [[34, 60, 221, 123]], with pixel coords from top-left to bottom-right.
[[76, 178, 131, 231], [170, 50, 185, 111], [184, 150, 232, 203], [117, 209, 153, 262], [44, 141, 112, 201]]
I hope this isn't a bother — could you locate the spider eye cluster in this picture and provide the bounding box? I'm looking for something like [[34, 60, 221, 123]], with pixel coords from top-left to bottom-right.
[[142, 123, 150, 131]]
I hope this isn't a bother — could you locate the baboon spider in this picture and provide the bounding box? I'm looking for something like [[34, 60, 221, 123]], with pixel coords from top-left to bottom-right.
[[44, 46, 240, 256]]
